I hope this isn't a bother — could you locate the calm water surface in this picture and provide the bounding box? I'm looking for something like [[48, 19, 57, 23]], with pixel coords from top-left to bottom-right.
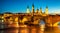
[[0, 25, 60, 33]]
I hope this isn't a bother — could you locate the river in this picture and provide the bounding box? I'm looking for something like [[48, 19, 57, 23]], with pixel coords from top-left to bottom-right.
[[0, 25, 60, 33]]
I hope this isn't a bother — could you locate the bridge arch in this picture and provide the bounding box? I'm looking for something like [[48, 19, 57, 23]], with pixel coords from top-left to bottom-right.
[[53, 21, 60, 27], [39, 19, 46, 29], [18, 16, 29, 23], [39, 20, 45, 25], [21, 17, 28, 24]]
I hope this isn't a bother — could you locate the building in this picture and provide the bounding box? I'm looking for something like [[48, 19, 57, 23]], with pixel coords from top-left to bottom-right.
[[1, 4, 60, 27]]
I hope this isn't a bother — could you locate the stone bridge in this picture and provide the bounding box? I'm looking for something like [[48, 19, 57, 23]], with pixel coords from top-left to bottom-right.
[[3, 13, 60, 27]]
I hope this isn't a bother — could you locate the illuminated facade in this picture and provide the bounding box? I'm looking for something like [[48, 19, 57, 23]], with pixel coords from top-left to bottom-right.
[[0, 4, 60, 27]]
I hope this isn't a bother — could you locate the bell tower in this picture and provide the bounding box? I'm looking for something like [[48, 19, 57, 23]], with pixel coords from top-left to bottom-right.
[[45, 6, 48, 14], [32, 4, 34, 13], [39, 7, 42, 14], [26, 6, 30, 13]]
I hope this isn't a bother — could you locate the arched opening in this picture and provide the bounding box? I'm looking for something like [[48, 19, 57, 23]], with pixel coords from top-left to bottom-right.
[[39, 20, 45, 25], [53, 21, 60, 27], [18, 16, 28, 27], [39, 20, 45, 28], [58, 22, 60, 28]]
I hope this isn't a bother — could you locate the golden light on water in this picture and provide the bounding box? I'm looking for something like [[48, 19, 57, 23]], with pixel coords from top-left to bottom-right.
[[20, 29, 28, 33], [31, 28, 37, 33], [16, 22, 19, 27], [9, 22, 19, 27], [19, 25, 27, 27], [12, 29, 18, 33]]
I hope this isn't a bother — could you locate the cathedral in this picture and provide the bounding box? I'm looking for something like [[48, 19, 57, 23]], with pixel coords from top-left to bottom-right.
[[0, 4, 60, 28], [26, 4, 48, 15], [0, 4, 49, 24]]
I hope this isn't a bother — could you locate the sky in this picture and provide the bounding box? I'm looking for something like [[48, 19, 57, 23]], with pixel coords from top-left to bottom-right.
[[0, 0, 60, 13]]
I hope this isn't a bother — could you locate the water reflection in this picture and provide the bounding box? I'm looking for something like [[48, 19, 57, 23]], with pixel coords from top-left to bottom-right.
[[0, 25, 60, 33], [0, 26, 44, 33], [0, 20, 60, 33], [19, 28, 29, 33]]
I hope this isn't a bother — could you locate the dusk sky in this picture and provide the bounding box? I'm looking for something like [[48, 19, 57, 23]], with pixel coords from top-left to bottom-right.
[[0, 0, 60, 13]]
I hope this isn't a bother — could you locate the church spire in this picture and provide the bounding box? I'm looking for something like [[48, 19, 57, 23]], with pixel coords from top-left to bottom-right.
[[26, 5, 30, 13]]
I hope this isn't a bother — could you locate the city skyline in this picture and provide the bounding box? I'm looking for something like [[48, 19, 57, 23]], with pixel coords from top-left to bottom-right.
[[0, 0, 60, 14]]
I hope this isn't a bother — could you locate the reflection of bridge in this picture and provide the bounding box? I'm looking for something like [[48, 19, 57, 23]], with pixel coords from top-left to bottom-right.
[[1, 4, 60, 27]]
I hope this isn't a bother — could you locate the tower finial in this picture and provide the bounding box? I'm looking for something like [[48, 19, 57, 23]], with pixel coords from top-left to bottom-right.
[[27, 5, 29, 8], [46, 5, 48, 8], [40, 7, 42, 10], [32, 4, 34, 8]]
